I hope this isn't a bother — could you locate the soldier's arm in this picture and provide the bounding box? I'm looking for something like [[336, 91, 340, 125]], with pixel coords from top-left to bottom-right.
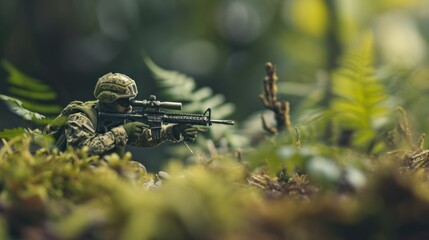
[[127, 124, 181, 147], [65, 112, 127, 155]]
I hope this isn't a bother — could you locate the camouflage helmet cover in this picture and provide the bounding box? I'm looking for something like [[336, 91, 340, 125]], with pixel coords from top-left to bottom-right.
[[94, 73, 138, 103]]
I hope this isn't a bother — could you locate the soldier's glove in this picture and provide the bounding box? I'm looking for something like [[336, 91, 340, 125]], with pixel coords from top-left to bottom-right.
[[123, 122, 149, 142], [172, 124, 208, 142]]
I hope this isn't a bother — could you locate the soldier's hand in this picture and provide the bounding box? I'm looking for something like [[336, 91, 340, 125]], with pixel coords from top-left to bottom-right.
[[123, 122, 149, 142], [172, 124, 208, 142]]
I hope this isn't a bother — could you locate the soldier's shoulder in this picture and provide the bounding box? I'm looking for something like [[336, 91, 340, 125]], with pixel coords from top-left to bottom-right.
[[67, 112, 96, 132], [65, 101, 98, 122], [68, 112, 92, 122], [66, 101, 97, 113]]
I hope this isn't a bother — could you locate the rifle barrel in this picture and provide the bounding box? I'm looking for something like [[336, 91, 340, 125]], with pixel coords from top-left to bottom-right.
[[210, 119, 235, 125]]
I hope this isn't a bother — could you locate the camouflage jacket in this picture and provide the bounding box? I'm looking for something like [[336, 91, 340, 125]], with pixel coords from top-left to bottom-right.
[[65, 111, 180, 156]]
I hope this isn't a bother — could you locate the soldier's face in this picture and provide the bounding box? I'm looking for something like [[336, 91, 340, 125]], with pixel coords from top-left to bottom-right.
[[103, 99, 132, 113]]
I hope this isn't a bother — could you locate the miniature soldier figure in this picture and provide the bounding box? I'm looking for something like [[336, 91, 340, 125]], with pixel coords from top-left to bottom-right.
[[44, 73, 198, 157]]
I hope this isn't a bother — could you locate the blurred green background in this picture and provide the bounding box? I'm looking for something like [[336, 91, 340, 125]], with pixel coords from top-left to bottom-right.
[[1, 0, 429, 169]]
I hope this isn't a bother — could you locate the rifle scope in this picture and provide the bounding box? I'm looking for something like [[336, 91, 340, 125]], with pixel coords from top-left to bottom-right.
[[131, 96, 182, 110]]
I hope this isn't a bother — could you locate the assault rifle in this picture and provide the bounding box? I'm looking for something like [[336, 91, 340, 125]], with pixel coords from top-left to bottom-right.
[[97, 95, 235, 140]]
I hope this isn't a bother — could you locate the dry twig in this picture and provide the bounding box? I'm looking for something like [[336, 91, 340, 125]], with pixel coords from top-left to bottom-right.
[[259, 62, 291, 134]]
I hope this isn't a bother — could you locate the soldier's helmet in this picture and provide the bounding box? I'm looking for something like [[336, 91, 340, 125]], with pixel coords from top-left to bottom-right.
[[94, 73, 138, 103]]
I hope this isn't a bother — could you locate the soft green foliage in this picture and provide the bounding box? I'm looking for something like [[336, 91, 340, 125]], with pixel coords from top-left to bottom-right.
[[0, 127, 26, 139], [248, 132, 369, 190], [248, 35, 392, 178], [2, 61, 52, 96], [1, 60, 61, 122], [144, 56, 235, 119], [382, 65, 429, 136], [2, 133, 429, 239], [144, 56, 248, 147], [0, 94, 46, 121], [0, 128, 52, 150], [331, 34, 391, 151], [0, 135, 253, 239]]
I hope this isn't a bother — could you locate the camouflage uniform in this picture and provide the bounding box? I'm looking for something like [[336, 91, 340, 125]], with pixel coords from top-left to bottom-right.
[[65, 110, 179, 157]]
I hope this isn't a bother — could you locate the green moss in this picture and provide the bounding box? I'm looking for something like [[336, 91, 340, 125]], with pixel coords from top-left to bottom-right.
[[2, 133, 429, 239]]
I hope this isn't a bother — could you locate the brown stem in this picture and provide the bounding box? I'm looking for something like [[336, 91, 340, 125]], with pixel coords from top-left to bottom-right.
[[259, 62, 291, 134]]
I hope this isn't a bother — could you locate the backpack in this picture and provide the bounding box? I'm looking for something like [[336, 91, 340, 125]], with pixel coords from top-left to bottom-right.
[[44, 101, 98, 151]]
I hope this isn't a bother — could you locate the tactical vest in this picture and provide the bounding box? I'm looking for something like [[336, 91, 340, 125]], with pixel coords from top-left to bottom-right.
[[44, 101, 125, 157]]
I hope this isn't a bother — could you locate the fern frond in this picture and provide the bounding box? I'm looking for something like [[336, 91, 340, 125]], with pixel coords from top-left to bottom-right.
[[143, 56, 235, 119], [1, 60, 61, 124], [9, 87, 57, 101], [0, 94, 46, 121], [2, 60, 54, 94], [18, 99, 62, 114], [143, 55, 245, 148], [143, 57, 195, 101], [331, 33, 390, 150]]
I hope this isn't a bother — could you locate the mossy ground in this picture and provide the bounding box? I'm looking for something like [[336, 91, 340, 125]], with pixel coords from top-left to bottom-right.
[[1, 134, 429, 240]]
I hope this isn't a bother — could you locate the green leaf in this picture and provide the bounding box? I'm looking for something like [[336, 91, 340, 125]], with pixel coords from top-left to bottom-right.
[[0, 94, 46, 121], [210, 103, 235, 119], [0, 128, 26, 139], [143, 54, 237, 143], [2, 60, 51, 92], [20, 99, 62, 114], [192, 87, 213, 101], [1, 60, 62, 122], [9, 87, 57, 101], [144, 56, 196, 101]]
